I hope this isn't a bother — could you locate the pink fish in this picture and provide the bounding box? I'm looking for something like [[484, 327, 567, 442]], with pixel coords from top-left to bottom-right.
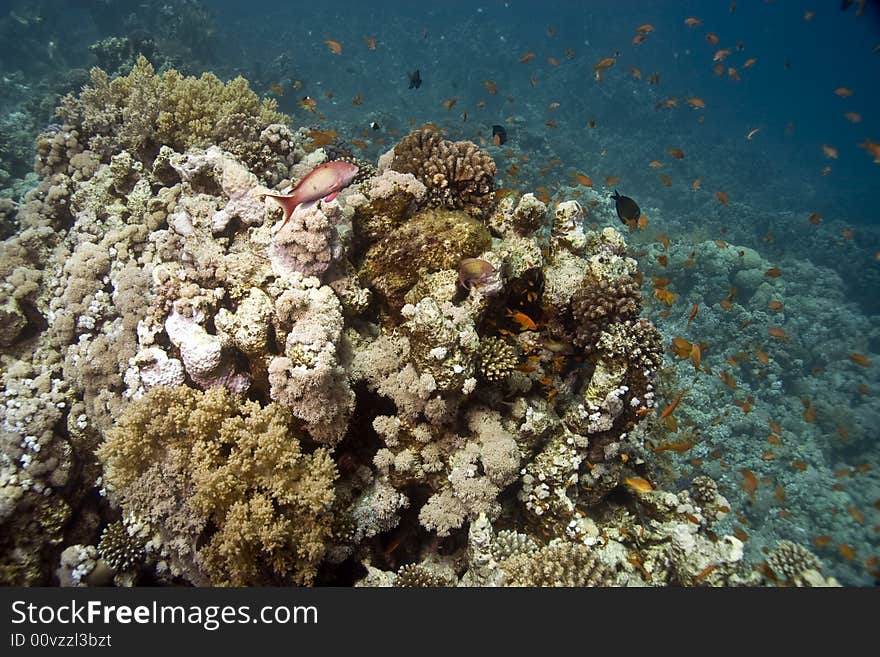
[[263, 160, 359, 229]]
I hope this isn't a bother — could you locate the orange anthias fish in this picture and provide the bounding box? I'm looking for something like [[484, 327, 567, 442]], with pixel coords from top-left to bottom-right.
[[624, 477, 653, 494], [660, 390, 686, 419], [324, 38, 343, 55], [834, 87, 854, 97], [260, 161, 359, 231], [573, 173, 593, 187], [507, 309, 538, 331], [859, 140, 880, 163], [519, 52, 536, 63], [849, 353, 871, 366], [684, 17, 702, 26], [690, 343, 702, 371], [685, 97, 705, 109], [668, 148, 685, 159], [822, 145, 839, 159], [687, 303, 698, 326], [594, 57, 616, 71], [716, 191, 729, 206], [365, 37, 376, 50], [740, 469, 758, 498]]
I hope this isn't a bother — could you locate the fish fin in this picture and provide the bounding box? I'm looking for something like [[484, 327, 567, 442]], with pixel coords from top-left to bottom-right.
[[264, 193, 300, 224], [322, 190, 340, 203]]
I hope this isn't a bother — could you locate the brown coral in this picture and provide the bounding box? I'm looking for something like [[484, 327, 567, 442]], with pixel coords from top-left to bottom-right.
[[54, 56, 289, 178], [389, 128, 497, 217], [500, 541, 614, 587], [97, 386, 337, 586], [571, 272, 642, 349]]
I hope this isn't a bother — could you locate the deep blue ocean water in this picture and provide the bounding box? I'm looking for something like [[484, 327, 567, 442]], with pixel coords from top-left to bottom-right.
[[1, 0, 878, 585]]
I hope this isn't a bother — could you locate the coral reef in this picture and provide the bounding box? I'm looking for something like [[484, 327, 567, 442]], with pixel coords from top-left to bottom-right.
[[0, 57, 817, 588]]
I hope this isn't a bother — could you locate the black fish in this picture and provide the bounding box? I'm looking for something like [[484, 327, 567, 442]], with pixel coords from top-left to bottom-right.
[[611, 190, 641, 224], [491, 124, 507, 146], [408, 70, 422, 89]]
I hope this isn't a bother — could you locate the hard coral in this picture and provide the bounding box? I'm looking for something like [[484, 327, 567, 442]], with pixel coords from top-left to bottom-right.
[[389, 128, 497, 217], [55, 56, 289, 178], [97, 386, 337, 586], [571, 271, 643, 350], [360, 207, 491, 310]]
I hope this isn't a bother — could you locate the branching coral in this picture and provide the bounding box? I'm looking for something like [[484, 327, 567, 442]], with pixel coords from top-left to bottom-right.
[[53, 56, 292, 181], [388, 128, 496, 217], [97, 386, 337, 586]]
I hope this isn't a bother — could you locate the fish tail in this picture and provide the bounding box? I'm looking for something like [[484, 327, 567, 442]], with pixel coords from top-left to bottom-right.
[[264, 193, 299, 225]]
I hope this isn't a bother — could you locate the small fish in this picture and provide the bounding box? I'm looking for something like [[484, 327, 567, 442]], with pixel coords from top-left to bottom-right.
[[545, 119, 557, 128], [443, 97, 457, 110], [692, 178, 702, 191], [685, 97, 705, 109], [740, 469, 758, 497], [765, 268, 783, 277], [260, 161, 359, 230], [365, 36, 376, 50], [690, 343, 702, 371], [668, 148, 685, 159], [637, 23, 655, 34], [839, 544, 857, 560], [491, 125, 507, 146], [270, 83, 284, 96], [653, 440, 695, 454], [352, 94, 363, 105], [719, 371, 736, 389], [459, 258, 496, 290], [714, 49, 731, 62], [574, 173, 593, 187], [507, 309, 537, 331], [706, 33, 719, 45], [660, 390, 686, 419], [746, 128, 761, 140], [298, 96, 317, 112], [822, 145, 839, 159], [547, 56, 560, 66], [716, 191, 729, 206], [606, 176, 621, 187], [408, 70, 422, 89], [859, 139, 880, 163], [483, 80, 498, 95], [743, 58, 757, 68], [324, 38, 343, 55], [624, 477, 653, 494], [519, 52, 536, 63], [834, 87, 854, 97], [687, 304, 699, 326], [594, 56, 616, 71], [684, 17, 702, 26], [843, 112, 862, 123], [849, 353, 871, 366], [768, 327, 788, 339]]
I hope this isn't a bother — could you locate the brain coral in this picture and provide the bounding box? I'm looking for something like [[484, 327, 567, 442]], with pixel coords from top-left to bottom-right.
[[97, 386, 337, 586]]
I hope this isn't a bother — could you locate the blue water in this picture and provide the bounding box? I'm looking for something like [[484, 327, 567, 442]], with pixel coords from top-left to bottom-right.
[[0, 0, 878, 585]]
